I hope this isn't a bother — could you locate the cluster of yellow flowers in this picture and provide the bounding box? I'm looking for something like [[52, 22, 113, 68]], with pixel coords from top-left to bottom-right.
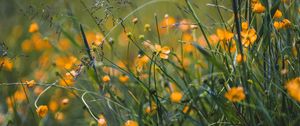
[[241, 22, 257, 47], [273, 10, 292, 30]]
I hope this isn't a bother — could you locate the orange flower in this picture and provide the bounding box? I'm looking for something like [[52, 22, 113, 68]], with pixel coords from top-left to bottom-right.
[[159, 15, 176, 34], [282, 19, 291, 27], [98, 114, 107, 126], [48, 100, 58, 112], [55, 112, 65, 121], [241, 22, 249, 31], [1, 58, 13, 71], [273, 10, 283, 19], [178, 19, 191, 32], [14, 89, 26, 102], [124, 120, 138, 126], [21, 39, 32, 52], [59, 72, 75, 86], [182, 105, 190, 113], [170, 91, 183, 103], [154, 44, 171, 59], [36, 105, 48, 118], [252, 3, 265, 13], [241, 29, 257, 47], [28, 22, 39, 33], [236, 54, 246, 64], [216, 29, 234, 41], [224, 87, 246, 102], [102, 75, 111, 83], [119, 75, 129, 84], [274, 21, 283, 30], [285, 77, 300, 102], [26, 80, 36, 88], [136, 55, 149, 72], [144, 102, 157, 114]]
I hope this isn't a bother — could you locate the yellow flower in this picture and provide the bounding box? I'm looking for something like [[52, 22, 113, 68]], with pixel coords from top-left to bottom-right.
[[224, 86, 246, 102], [28, 22, 39, 33], [241, 29, 257, 47], [124, 120, 138, 126], [36, 105, 48, 118], [119, 75, 129, 84], [182, 105, 190, 113], [274, 21, 283, 30], [252, 3, 265, 13], [1, 58, 13, 71], [98, 114, 107, 126], [55, 112, 65, 121], [236, 54, 246, 64], [102, 75, 111, 83], [144, 24, 151, 32], [170, 91, 183, 103], [282, 19, 291, 27], [145, 102, 157, 114], [14, 89, 26, 102], [216, 29, 234, 41], [26, 80, 36, 88], [154, 44, 171, 59], [241, 22, 249, 31], [136, 55, 149, 72], [285, 77, 300, 102], [48, 100, 58, 112], [273, 10, 283, 19], [59, 73, 75, 86]]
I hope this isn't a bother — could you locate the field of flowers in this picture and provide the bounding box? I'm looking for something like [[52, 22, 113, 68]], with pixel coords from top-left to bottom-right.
[[0, 0, 300, 125]]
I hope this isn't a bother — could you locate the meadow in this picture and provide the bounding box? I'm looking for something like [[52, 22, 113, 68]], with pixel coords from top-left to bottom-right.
[[0, 0, 300, 125]]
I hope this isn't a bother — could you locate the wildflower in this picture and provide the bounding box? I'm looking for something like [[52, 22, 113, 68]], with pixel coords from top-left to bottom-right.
[[274, 21, 283, 30], [132, 17, 138, 24], [26, 80, 36, 88], [273, 10, 283, 19], [216, 29, 234, 41], [102, 75, 111, 83], [61, 98, 69, 106], [182, 105, 190, 113], [126, 32, 133, 38], [236, 54, 246, 64], [59, 73, 75, 86], [119, 75, 129, 84], [144, 24, 151, 32], [136, 55, 149, 72], [224, 87, 246, 102], [159, 15, 176, 34], [14, 89, 26, 102], [285, 77, 300, 102], [241, 22, 249, 31], [282, 19, 291, 27], [98, 114, 107, 126], [21, 39, 32, 52], [49, 100, 58, 112], [124, 120, 138, 126], [55, 112, 65, 121], [28, 22, 39, 33], [154, 44, 171, 59], [178, 19, 191, 32], [36, 105, 48, 118], [252, 3, 265, 13], [170, 91, 183, 103], [1, 58, 13, 71], [145, 102, 157, 114], [241, 28, 257, 47]]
